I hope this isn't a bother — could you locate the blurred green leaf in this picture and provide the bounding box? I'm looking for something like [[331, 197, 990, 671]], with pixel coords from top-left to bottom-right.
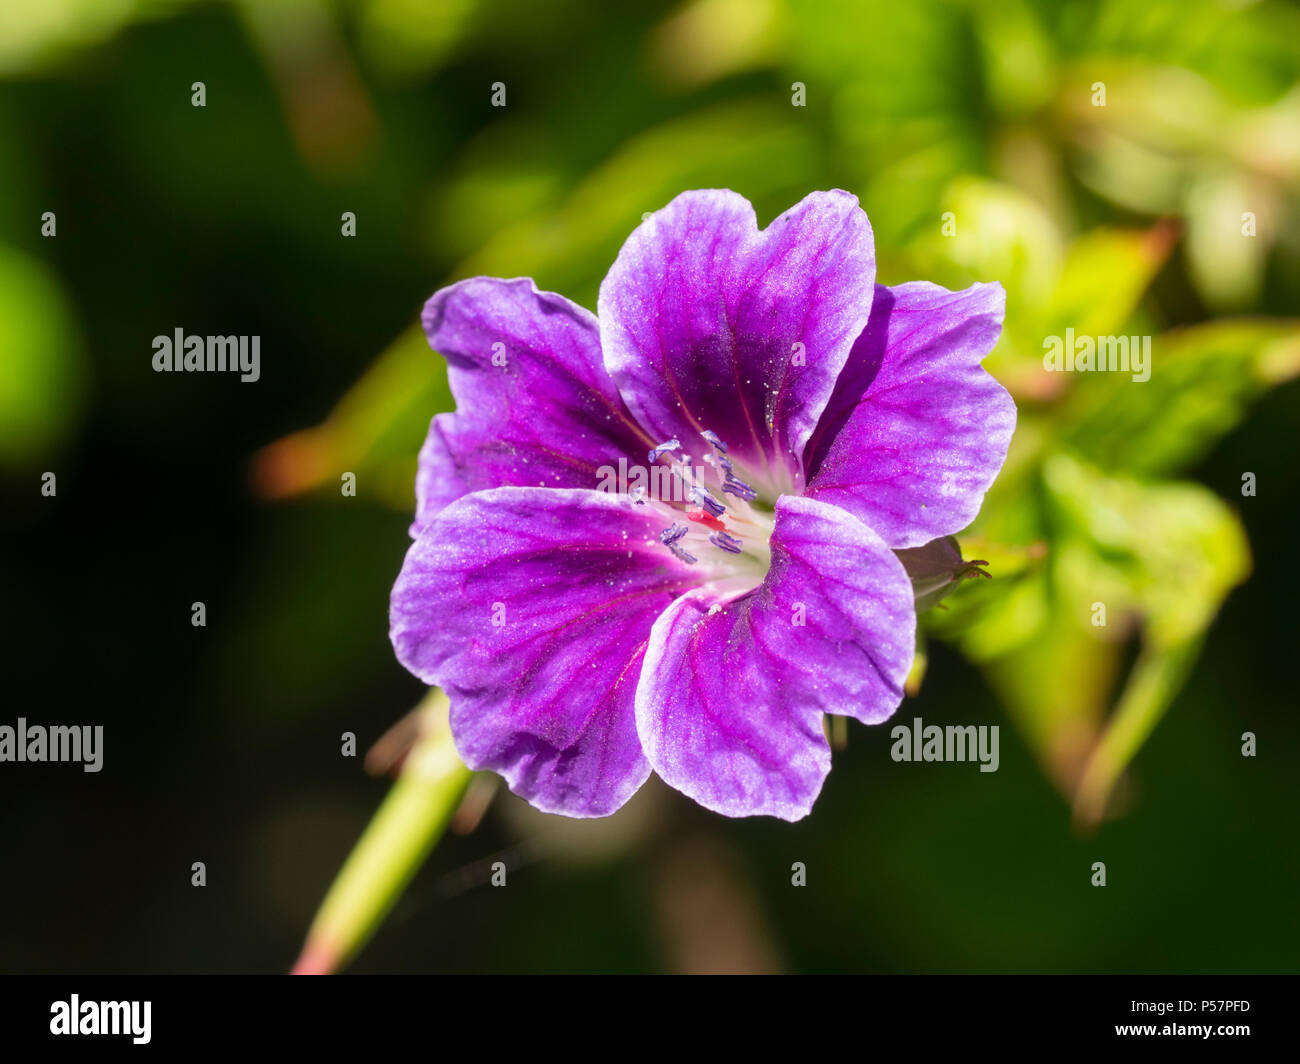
[[0, 242, 84, 466], [1044, 223, 1176, 339], [1044, 452, 1251, 648], [357, 0, 479, 79], [452, 99, 815, 302], [983, 615, 1124, 795], [1041, 452, 1250, 822], [647, 0, 786, 89], [927, 565, 1051, 664], [790, 0, 987, 245], [1184, 169, 1270, 311], [908, 177, 1063, 310], [933, 450, 1251, 815], [970, 0, 1056, 120], [253, 324, 450, 509], [0, 0, 158, 75], [1061, 320, 1300, 476]]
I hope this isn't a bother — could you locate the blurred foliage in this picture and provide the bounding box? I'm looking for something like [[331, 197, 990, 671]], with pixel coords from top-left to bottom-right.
[[252, 0, 1300, 826], [0, 241, 84, 465], [3, 0, 1298, 972]]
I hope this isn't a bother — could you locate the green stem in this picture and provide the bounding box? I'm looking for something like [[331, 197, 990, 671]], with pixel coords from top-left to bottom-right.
[[293, 689, 471, 974], [1072, 638, 1201, 830]]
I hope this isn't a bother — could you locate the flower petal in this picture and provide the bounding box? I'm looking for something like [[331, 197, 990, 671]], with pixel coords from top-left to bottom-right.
[[414, 277, 651, 536], [804, 281, 1015, 548], [635, 495, 915, 821], [391, 487, 697, 817], [598, 190, 876, 497]]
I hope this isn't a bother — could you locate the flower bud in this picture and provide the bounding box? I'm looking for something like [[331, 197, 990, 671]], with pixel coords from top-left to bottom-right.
[[895, 535, 990, 612]]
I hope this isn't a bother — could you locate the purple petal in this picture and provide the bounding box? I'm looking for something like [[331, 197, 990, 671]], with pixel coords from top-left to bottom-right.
[[391, 487, 698, 817], [804, 281, 1015, 548], [598, 190, 876, 497], [414, 277, 652, 536], [635, 495, 915, 821]]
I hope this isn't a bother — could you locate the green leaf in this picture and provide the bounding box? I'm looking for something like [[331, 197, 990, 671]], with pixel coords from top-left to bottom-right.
[[1043, 452, 1251, 649], [1044, 224, 1175, 340], [983, 616, 1125, 792], [0, 242, 84, 467], [909, 177, 1063, 311], [1060, 319, 1300, 477], [252, 324, 451, 509], [1184, 170, 1270, 310], [1038, 453, 1250, 822]]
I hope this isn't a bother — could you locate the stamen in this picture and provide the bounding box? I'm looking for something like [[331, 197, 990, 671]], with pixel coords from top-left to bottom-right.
[[685, 507, 726, 531], [721, 473, 757, 501], [659, 522, 699, 564], [668, 542, 698, 564], [636, 432, 774, 576], [687, 485, 726, 518], [660, 523, 687, 545], [709, 530, 743, 555], [702, 451, 734, 476], [648, 438, 681, 463]]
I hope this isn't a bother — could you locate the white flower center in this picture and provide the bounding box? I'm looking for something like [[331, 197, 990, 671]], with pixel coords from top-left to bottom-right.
[[629, 430, 777, 598]]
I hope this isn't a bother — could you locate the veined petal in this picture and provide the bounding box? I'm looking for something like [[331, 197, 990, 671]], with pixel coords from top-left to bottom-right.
[[635, 495, 915, 821], [391, 487, 697, 817], [414, 277, 651, 536], [805, 282, 1015, 548], [598, 190, 876, 498]]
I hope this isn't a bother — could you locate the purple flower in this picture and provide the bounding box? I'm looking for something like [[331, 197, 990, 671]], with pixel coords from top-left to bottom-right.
[[390, 190, 1015, 821]]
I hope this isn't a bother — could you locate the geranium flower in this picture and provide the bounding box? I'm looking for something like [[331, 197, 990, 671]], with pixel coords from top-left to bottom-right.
[[390, 190, 1015, 821]]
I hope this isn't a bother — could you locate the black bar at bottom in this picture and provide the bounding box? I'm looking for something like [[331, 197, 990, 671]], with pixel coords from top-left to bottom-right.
[[0, 974, 1292, 1052]]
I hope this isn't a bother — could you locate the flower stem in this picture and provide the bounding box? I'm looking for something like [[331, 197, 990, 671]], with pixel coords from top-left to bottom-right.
[[293, 688, 471, 974], [1072, 639, 1200, 830]]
